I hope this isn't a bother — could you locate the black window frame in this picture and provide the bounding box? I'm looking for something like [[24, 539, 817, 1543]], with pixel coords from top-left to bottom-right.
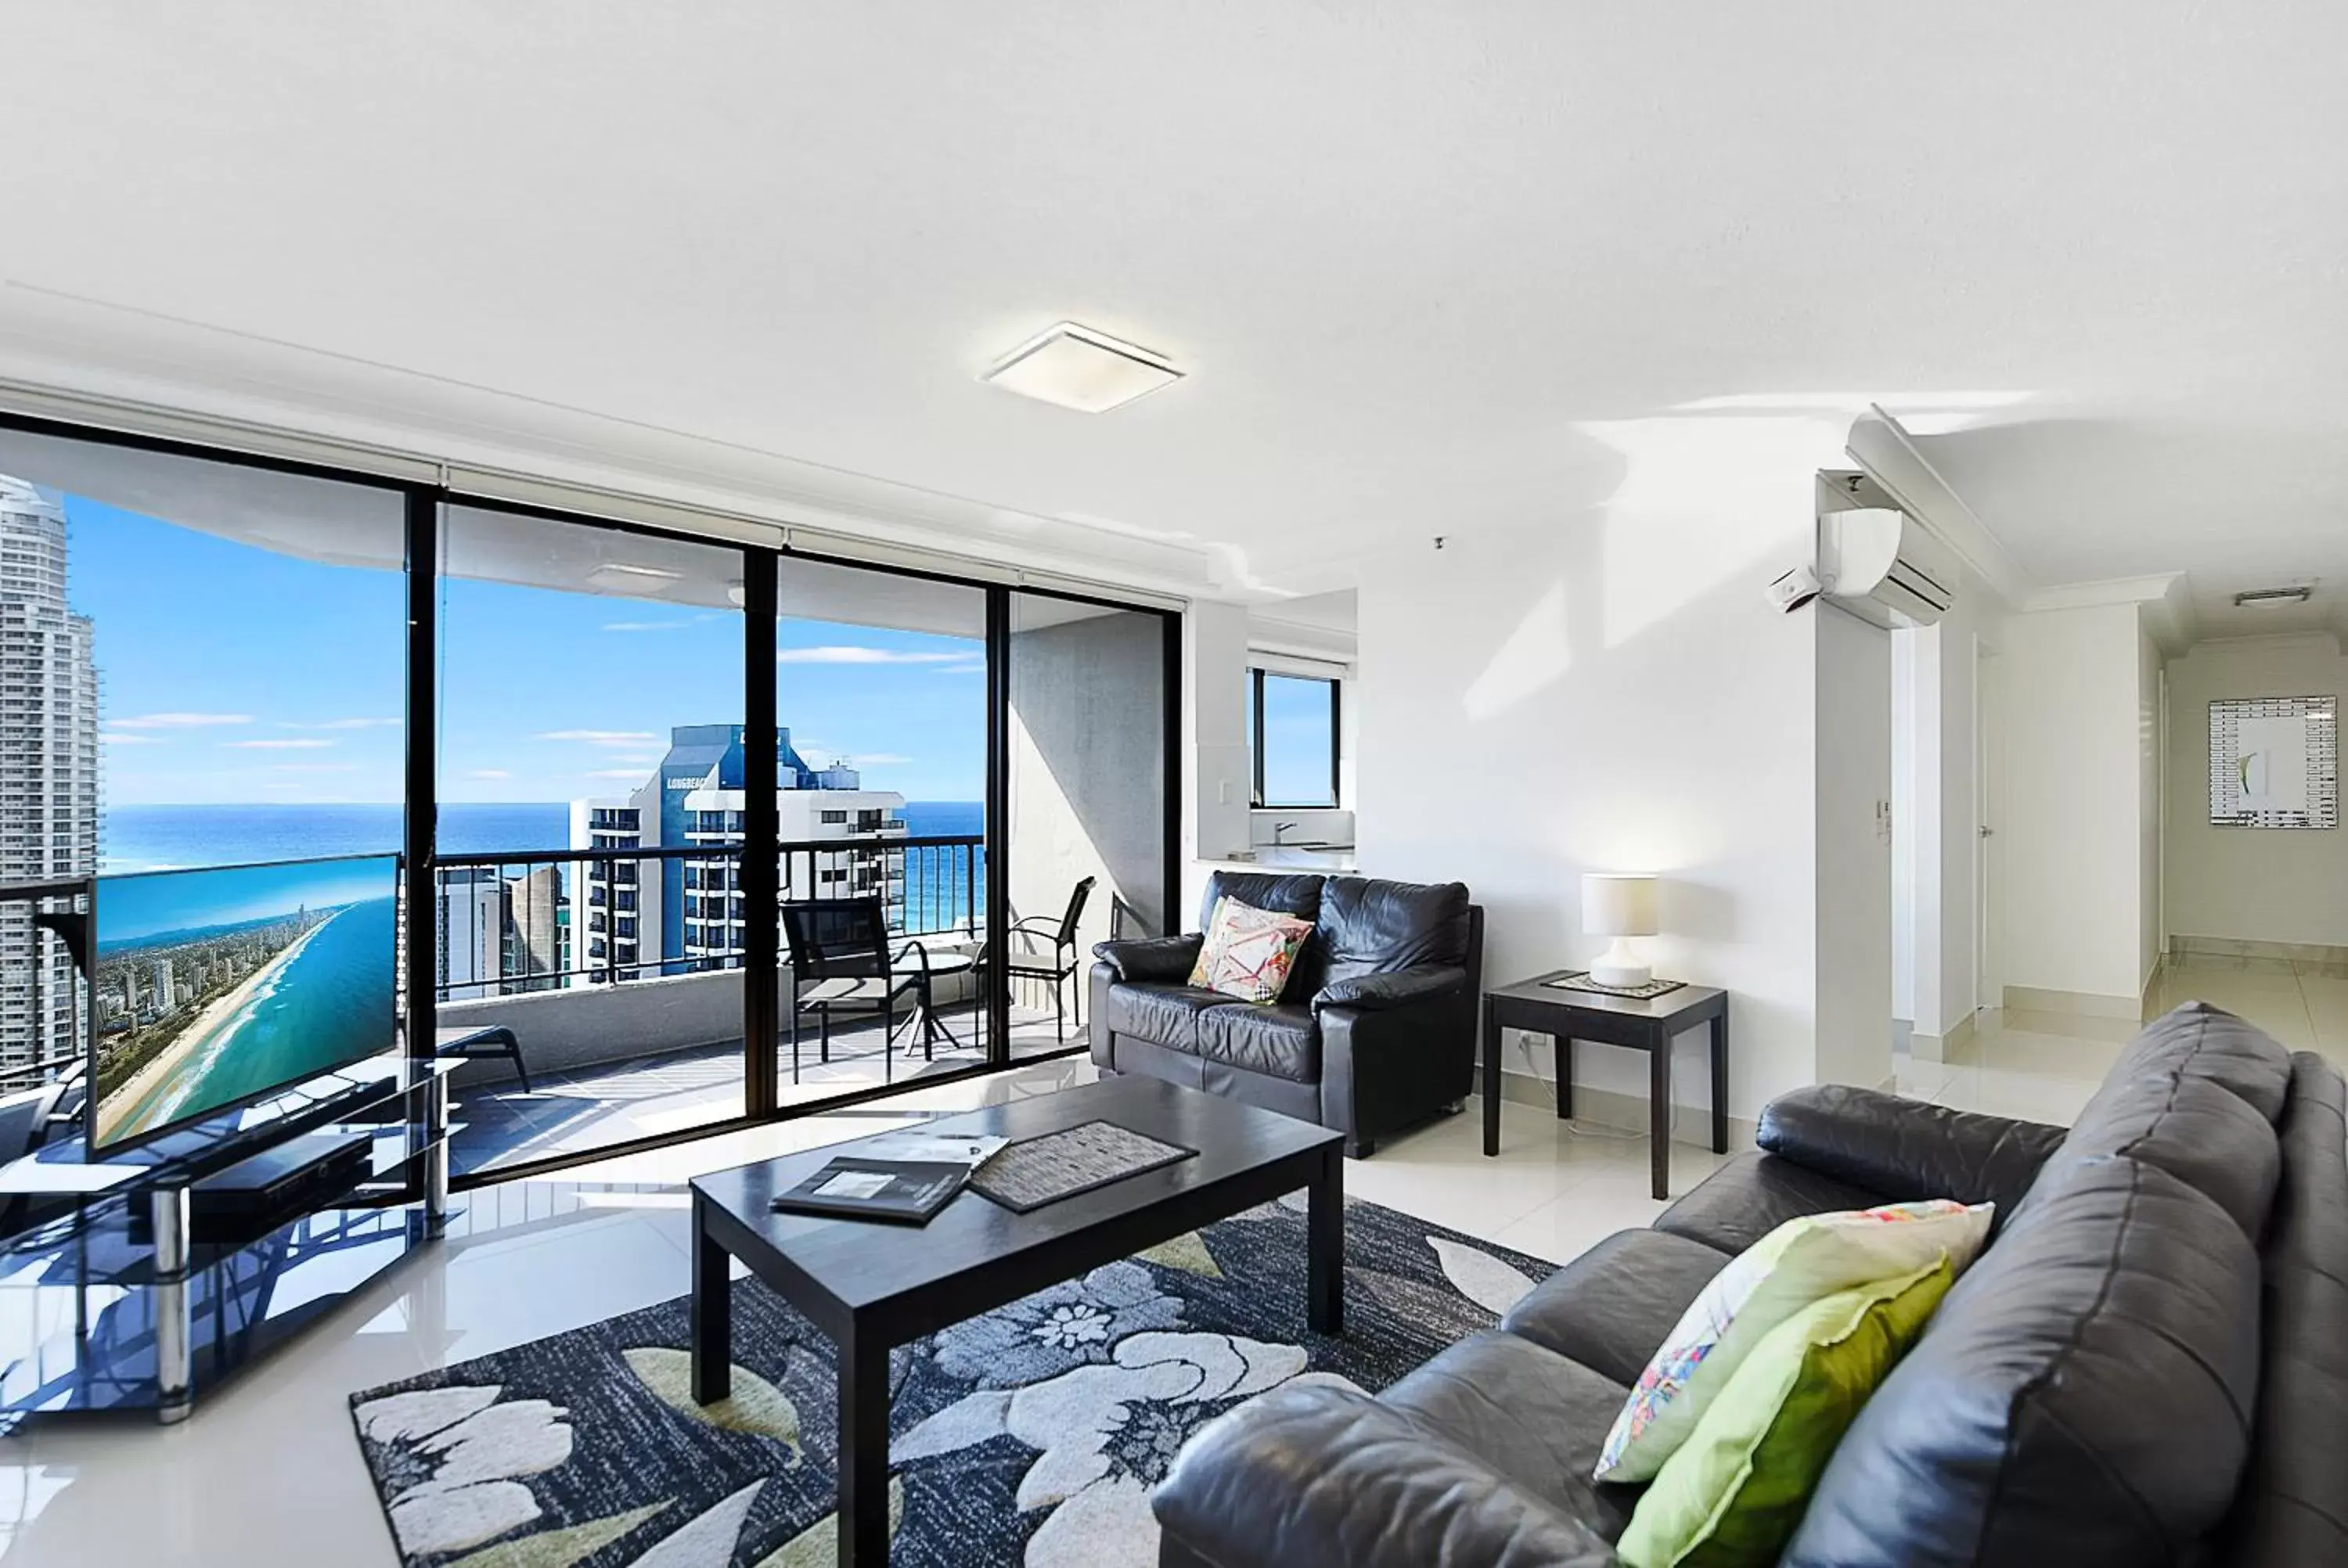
[[0, 407, 1183, 1192], [1248, 666, 1342, 810]]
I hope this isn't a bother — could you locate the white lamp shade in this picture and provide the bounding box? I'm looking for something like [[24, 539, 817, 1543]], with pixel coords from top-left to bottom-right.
[[1582, 873, 1659, 937]]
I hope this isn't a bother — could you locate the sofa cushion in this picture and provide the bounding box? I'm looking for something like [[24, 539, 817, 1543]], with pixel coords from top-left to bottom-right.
[[1621, 1255, 1957, 1568], [1194, 1003, 1319, 1083], [1596, 1199, 1993, 1485], [1380, 1330, 1643, 1542], [1188, 898, 1316, 1003], [1316, 877, 1474, 988], [1653, 1152, 1889, 1256], [2048, 1068, 2281, 1240], [1152, 1381, 1621, 1568], [2100, 1000, 2293, 1124], [1097, 982, 1238, 1052], [2219, 1052, 2348, 1568], [1783, 1155, 2263, 1568], [1500, 1229, 1730, 1388], [1199, 869, 1323, 931]]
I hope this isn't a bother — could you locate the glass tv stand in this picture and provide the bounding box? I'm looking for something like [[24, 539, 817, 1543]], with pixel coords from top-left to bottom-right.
[[0, 1054, 456, 1425]]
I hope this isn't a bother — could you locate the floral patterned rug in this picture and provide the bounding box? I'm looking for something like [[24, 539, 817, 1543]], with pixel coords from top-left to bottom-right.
[[348, 1192, 1554, 1567]]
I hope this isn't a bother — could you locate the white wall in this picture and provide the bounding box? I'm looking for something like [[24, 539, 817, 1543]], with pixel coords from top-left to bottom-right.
[[2001, 601, 2153, 1004], [2165, 633, 2348, 948], [1356, 499, 1828, 1124], [1815, 604, 1894, 1091], [1186, 599, 1254, 876]]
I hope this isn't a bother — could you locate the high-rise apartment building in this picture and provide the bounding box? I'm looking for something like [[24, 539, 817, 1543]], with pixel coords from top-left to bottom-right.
[[0, 476, 99, 1091], [571, 725, 905, 981], [438, 863, 570, 999]]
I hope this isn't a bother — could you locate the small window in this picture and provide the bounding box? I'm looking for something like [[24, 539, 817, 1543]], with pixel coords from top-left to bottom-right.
[[820, 810, 847, 825], [1249, 670, 1340, 808]]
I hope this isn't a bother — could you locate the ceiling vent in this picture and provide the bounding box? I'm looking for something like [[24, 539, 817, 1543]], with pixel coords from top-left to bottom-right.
[[980, 322, 1183, 412], [2233, 586, 2314, 609]]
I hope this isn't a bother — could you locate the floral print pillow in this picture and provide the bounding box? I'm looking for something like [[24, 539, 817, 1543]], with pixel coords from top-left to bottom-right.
[[1187, 897, 1315, 1002], [1593, 1197, 1994, 1484]]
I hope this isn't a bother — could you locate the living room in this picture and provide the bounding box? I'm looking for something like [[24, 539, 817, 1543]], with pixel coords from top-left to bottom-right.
[[2, 8, 2343, 1567]]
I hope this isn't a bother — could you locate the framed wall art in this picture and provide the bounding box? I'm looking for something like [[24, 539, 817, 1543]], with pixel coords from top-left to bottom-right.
[[2209, 695, 2338, 828]]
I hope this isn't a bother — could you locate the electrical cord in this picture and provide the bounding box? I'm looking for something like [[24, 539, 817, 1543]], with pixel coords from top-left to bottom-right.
[[1511, 1029, 1684, 1143]]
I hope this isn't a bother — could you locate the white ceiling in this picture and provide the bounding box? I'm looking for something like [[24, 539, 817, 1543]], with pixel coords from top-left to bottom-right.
[[2, 5, 2344, 628]]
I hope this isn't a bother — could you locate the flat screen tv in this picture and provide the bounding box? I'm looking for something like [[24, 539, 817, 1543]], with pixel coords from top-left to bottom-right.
[[88, 853, 401, 1153]]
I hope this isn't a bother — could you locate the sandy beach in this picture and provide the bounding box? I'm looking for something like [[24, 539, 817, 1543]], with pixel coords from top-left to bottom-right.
[[95, 912, 340, 1144]]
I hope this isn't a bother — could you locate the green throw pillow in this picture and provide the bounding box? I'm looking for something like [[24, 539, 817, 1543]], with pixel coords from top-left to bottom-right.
[[1615, 1253, 1957, 1568]]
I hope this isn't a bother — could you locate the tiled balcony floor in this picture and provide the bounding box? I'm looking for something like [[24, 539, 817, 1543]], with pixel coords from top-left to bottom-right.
[[452, 994, 1083, 1175]]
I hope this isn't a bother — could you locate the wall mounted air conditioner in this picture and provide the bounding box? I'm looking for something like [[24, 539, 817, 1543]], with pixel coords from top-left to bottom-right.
[[1818, 508, 1957, 628]]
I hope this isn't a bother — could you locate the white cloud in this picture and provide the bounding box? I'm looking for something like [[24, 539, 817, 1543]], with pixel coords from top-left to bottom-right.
[[224, 738, 335, 750], [776, 646, 969, 665], [282, 717, 400, 730], [110, 712, 253, 729], [535, 729, 660, 746], [466, 768, 513, 781], [603, 619, 699, 633], [272, 762, 359, 774], [933, 663, 988, 676], [101, 732, 167, 746]]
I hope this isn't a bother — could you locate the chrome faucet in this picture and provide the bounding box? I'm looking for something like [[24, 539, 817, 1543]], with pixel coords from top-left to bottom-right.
[[1271, 820, 1301, 845]]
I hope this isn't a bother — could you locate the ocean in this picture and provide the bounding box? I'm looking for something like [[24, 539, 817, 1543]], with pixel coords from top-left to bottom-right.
[[102, 800, 990, 933], [96, 892, 401, 1146], [101, 801, 986, 871]]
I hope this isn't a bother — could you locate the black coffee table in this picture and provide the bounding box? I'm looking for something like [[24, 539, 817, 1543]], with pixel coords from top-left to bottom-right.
[[689, 1074, 1345, 1566]]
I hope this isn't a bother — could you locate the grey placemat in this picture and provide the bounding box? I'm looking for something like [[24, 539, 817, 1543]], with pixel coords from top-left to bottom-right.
[[967, 1120, 1197, 1214], [1540, 972, 1687, 1000]]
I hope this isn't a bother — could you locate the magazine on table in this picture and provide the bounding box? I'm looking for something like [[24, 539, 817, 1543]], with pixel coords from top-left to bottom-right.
[[769, 1157, 974, 1225], [855, 1131, 1009, 1171]]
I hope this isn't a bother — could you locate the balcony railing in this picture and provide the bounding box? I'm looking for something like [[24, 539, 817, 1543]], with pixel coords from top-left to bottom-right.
[[428, 833, 984, 1001]]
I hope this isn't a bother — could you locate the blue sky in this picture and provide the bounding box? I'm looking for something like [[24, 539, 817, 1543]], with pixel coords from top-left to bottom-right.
[[65, 495, 989, 805], [1258, 673, 1339, 806], [97, 854, 400, 945]]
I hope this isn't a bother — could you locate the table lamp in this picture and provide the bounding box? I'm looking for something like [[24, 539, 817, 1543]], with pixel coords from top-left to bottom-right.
[[1583, 872, 1659, 987]]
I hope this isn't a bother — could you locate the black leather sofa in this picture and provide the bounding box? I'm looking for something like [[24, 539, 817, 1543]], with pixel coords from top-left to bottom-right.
[[1090, 871, 1483, 1158], [1154, 1002, 2348, 1567]]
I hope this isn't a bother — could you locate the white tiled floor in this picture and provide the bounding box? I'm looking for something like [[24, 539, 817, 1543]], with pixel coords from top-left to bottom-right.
[[0, 992, 2281, 1566]]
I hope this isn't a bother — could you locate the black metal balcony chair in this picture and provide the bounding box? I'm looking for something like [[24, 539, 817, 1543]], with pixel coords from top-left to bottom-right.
[[434, 1024, 532, 1094], [1002, 876, 1096, 1045], [781, 897, 959, 1083]]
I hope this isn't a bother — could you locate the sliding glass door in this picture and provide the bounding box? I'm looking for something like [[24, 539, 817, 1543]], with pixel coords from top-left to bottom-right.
[[0, 408, 1180, 1185], [434, 503, 747, 1177], [771, 556, 990, 1101]]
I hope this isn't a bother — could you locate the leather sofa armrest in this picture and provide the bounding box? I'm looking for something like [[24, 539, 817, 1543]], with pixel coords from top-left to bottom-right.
[[1091, 933, 1202, 984], [1310, 963, 1467, 1013], [1154, 1383, 1619, 1568], [1757, 1083, 2068, 1216]]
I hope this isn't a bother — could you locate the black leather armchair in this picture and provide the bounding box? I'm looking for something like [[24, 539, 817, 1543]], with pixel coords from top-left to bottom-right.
[[1090, 871, 1483, 1157]]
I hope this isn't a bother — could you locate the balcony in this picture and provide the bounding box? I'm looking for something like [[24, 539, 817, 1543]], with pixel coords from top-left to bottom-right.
[[432, 837, 1086, 1177]]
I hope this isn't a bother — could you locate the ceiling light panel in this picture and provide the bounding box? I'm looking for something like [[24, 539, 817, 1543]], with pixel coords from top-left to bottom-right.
[[588, 562, 685, 592], [981, 322, 1183, 413], [2233, 586, 2314, 608]]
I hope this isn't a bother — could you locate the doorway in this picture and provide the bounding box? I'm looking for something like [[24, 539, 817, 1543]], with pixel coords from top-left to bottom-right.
[[1975, 641, 2004, 1012]]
